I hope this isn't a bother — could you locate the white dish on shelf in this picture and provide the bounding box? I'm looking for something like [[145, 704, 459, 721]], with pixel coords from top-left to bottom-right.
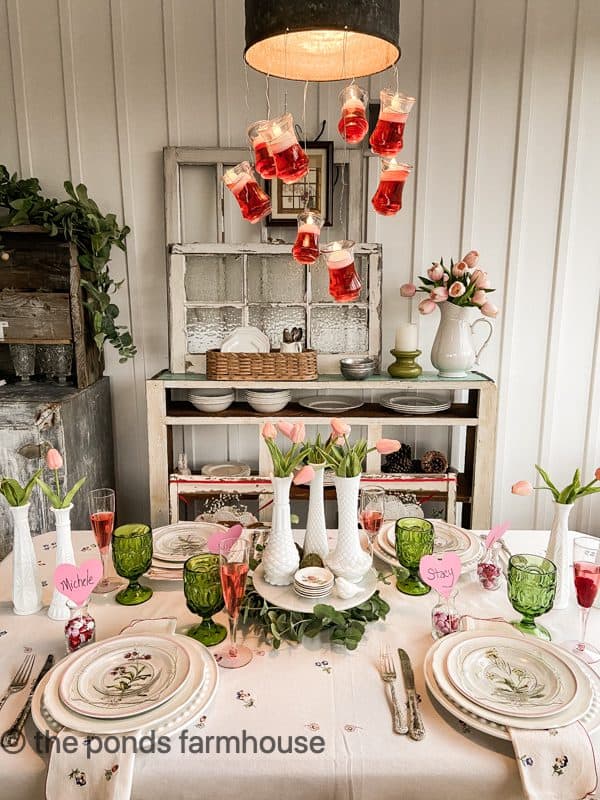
[[253, 563, 377, 612], [379, 393, 451, 414], [201, 463, 251, 477], [221, 326, 270, 353], [188, 390, 234, 413], [298, 396, 364, 413], [246, 395, 290, 413]]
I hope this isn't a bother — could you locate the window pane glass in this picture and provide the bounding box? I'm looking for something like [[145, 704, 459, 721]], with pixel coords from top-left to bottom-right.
[[185, 255, 243, 302], [186, 307, 243, 353], [310, 252, 368, 303], [247, 254, 305, 302], [311, 306, 368, 352], [248, 306, 306, 349]]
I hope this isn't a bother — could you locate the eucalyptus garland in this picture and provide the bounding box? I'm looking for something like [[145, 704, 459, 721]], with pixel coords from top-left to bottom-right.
[[240, 579, 391, 651]]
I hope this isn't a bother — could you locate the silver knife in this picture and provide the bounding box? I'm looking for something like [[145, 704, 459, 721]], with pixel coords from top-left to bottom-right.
[[398, 649, 425, 741], [1, 655, 54, 749]]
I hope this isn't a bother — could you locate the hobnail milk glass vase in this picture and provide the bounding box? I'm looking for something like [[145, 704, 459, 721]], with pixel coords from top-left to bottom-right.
[[546, 502, 573, 610], [327, 475, 372, 582], [47, 504, 75, 621], [302, 464, 328, 561], [261, 476, 299, 586], [10, 503, 43, 615]]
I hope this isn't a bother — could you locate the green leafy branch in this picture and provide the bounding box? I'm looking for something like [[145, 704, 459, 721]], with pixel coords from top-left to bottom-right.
[[0, 166, 135, 362], [535, 464, 600, 505], [36, 474, 87, 510], [0, 470, 42, 507]]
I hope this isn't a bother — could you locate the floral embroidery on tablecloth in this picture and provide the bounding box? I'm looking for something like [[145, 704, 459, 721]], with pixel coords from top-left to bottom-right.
[[305, 723, 320, 732], [343, 724, 362, 733], [41, 580, 48, 588], [0, 631, 7, 640], [68, 769, 87, 787], [81, 544, 97, 552], [553, 756, 568, 776], [104, 765, 119, 781], [236, 690, 255, 708], [315, 660, 332, 674], [42, 542, 56, 551], [548, 729, 559, 737], [196, 715, 207, 728], [37, 560, 46, 567], [520, 755, 534, 767]]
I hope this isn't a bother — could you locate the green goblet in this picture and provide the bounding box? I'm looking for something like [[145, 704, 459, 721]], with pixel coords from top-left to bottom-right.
[[395, 518, 435, 595], [184, 554, 227, 646], [508, 554, 557, 640], [112, 524, 154, 605]]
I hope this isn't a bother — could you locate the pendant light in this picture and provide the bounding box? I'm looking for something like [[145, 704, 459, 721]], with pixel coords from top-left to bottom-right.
[[244, 0, 400, 82]]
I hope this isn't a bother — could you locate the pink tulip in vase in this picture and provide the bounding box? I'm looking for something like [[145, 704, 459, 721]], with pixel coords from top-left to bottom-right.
[[400, 251, 497, 377]]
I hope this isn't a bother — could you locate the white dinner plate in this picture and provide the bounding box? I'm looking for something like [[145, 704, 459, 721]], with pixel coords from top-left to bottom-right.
[[221, 326, 270, 353], [59, 634, 191, 719], [379, 393, 451, 414], [201, 463, 252, 477], [446, 635, 578, 718], [430, 631, 594, 731], [377, 520, 484, 571], [36, 633, 215, 736], [153, 522, 224, 562], [298, 396, 364, 413], [253, 564, 377, 612]]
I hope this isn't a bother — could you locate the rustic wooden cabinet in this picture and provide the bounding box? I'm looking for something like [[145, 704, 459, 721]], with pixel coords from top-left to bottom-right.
[[0, 377, 114, 558]]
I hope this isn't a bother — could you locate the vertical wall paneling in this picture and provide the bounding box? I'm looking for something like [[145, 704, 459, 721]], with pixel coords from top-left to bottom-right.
[[0, 0, 20, 170], [162, 0, 181, 147], [58, 0, 83, 184], [6, 0, 33, 174]]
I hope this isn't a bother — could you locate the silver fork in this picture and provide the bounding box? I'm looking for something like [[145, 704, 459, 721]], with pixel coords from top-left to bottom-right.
[[379, 644, 408, 735], [0, 653, 35, 712]]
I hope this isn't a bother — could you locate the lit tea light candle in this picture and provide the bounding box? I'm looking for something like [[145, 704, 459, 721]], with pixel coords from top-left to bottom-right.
[[395, 322, 418, 352]]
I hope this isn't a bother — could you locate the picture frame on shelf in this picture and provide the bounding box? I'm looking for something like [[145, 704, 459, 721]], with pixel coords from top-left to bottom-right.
[[266, 140, 334, 226]]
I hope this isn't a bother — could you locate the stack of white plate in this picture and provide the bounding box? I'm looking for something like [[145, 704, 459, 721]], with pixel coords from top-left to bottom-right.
[[188, 389, 234, 413], [293, 567, 334, 599], [31, 632, 219, 739], [146, 522, 227, 581], [373, 519, 484, 573], [246, 389, 291, 413], [424, 630, 600, 740], [379, 393, 451, 414]]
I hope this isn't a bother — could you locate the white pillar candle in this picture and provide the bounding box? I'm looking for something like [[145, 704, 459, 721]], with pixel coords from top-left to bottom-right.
[[395, 322, 417, 351]]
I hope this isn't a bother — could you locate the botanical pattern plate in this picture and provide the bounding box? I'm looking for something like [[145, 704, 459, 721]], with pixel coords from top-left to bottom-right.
[[446, 635, 578, 718], [59, 634, 191, 719], [298, 396, 364, 413], [153, 522, 225, 563], [379, 520, 483, 568]]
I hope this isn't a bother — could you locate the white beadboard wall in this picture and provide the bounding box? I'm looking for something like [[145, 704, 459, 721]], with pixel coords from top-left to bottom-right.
[[1, 0, 599, 533]]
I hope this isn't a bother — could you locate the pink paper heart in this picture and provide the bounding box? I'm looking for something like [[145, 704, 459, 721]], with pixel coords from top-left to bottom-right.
[[54, 559, 103, 604], [485, 521, 511, 550], [206, 523, 243, 554], [419, 553, 462, 598]]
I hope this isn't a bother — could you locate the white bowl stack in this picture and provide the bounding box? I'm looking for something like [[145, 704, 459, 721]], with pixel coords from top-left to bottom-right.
[[188, 388, 234, 412], [246, 388, 291, 413]]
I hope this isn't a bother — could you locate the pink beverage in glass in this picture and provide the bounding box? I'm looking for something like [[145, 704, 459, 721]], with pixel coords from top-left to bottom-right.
[[222, 161, 271, 223], [247, 120, 277, 179], [292, 210, 323, 265], [263, 113, 309, 184], [321, 240, 362, 303], [221, 562, 249, 618], [371, 160, 412, 216], [369, 90, 416, 157], [337, 84, 369, 144], [360, 510, 384, 534], [574, 562, 600, 608], [90, 511, 114, 553]]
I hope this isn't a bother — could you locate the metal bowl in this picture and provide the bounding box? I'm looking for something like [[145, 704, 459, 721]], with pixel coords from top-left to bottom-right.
[[339, 357, 377, 380]]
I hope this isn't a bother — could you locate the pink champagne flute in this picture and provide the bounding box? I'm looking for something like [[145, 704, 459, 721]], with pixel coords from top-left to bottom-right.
[[217, 538, 253, 669], [88, 488, 122, 594], [562, 536, 600, 662], [359, 486, 386, 540]]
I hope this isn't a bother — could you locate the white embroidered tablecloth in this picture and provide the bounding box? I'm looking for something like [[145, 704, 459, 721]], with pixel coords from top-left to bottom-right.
[[0, 529, 597, 800]]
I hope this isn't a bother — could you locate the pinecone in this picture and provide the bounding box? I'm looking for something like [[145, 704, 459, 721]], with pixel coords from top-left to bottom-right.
[[382, 443, 414, 474], [421, 450, 448, 474]]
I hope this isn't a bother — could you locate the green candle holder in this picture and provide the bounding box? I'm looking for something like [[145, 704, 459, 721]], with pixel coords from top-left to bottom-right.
[[388, 349, 422, 379]]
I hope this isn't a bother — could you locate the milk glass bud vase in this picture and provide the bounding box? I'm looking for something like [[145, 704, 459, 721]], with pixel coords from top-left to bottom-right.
[[327, 475, 372, 582], [261, 476, 299, 586], [302, 464, 328, 561], [546, 502, 573, 610], [48, 504, 75, 621], [10, 503, 43, 615]]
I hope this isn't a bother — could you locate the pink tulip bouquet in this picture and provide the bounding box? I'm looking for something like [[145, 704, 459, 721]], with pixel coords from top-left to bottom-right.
[[36, 448, 87, 509], [315, 419, 401, 478], [400, 250, 499, 318], [261, 422, 312, 480], [512, 465, 600, 505]]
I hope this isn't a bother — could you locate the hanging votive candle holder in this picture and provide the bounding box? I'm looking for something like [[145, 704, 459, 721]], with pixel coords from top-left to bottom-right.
[[222, 161, 271, 224], [292, 210, 323, 265], [247, 120, 277, 179], [338, 84, 369, 144], [263, 112, 309, 184], [321, 240, 362, 303], [369, 89, 416, 156], [371, 159, 412, 216]]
